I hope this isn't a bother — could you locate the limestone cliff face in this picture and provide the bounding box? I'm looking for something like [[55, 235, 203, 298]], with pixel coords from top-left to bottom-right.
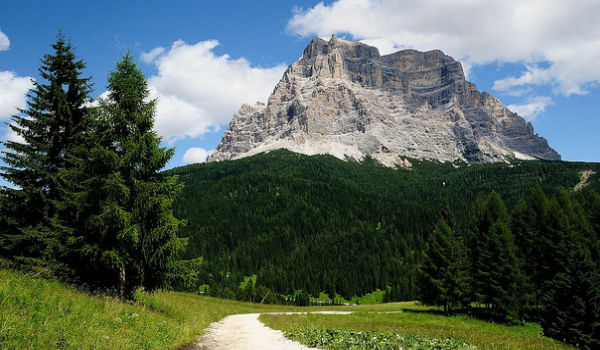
[[208, 35, 560, 165]]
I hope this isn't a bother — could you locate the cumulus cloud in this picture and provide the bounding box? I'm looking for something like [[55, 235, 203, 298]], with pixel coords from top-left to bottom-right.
[[0, 29, 9, 51], [3, 126, 25, 144], [83, 90, 111, 108], [145, 40, 287, 141], [492, 66, 552, 92], [140, 47, 165, 64], [507, 96, 553, 121], [0, 71, 33, 120], [287, 0, 600, 96], [182, 147, 213, 164]]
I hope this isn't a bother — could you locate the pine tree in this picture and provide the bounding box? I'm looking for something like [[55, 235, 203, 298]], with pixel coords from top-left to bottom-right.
[[542, 241, 600, 348], [471, 191, 507, 304], [578, 189, 600, 262], [511, 186, 550, 309], [538, 188, 600, 348], [483, 221, 523, 322], [581, 190, 600, 236], [420, 204, 470, 313], [0, 32, 92, 263], [72, 53, 186, 297], [471, 191, 523, 322]]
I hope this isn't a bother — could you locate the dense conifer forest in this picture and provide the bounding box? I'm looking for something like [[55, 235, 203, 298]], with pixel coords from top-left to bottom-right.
[[168, 151, 594, 291]]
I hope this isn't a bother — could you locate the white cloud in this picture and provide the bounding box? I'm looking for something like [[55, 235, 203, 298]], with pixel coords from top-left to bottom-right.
[[0, 29, 9, 51], [145, 40, 287, 141], [83, 90, 111, 108], [3, 126, 25, 144], [182, 147, 213, 164], [0, 71, 33, 120], [492, 66, 552, 92], [507, 96, 553, 121], [288, 0, 600, 96], [140, 47, 165, 64]]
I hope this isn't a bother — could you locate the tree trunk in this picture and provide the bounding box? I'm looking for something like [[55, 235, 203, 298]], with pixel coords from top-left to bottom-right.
[[119, 265, 126, 299]]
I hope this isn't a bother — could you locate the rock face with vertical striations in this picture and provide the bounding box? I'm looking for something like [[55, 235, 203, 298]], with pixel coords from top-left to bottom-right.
[[208, 35, 560, 166]]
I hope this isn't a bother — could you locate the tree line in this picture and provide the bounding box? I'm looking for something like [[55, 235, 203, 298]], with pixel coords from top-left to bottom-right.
[[420, 187, 600, 348], [168, 147, 599, 305], [0, 32, 184, 298]]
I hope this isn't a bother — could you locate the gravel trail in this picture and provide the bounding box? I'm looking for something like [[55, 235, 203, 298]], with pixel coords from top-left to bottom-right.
[[190, 311, 352, 350]]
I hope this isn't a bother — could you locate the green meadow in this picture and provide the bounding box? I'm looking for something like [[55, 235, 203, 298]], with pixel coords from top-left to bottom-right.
[[1, 269, 575, 350], [0, 269, 303, 350], [260, 303, 575, 350]]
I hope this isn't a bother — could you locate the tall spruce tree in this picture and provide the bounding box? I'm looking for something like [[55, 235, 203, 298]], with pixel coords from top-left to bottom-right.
[[0, 32, 92, 263], [578, 189, 600, 261], [542, 240, 600, 348], [471, 191, 523, 322], [420, 204, 470, 313], [538, 188, 600, 348], [511, 186, 550, 309], [73, 53, 186, 297]]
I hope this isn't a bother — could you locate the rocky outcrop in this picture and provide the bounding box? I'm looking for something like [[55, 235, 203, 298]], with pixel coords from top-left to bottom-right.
[[208, 35, 560, 165]]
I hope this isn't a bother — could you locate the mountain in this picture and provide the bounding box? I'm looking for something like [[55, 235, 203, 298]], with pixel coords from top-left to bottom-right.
[[208, 35, 560, 165]]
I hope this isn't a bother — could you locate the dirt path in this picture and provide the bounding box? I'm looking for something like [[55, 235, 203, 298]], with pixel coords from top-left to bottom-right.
[[189, 311, 351, 350]]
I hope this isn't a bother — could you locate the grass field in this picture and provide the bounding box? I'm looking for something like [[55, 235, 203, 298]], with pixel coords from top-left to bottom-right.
[[261, 302, 575, 350], [0, 269, 315, 350], [0, 269, 575, 350]]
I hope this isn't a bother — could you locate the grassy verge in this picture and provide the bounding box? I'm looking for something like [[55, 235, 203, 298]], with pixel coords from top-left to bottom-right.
[[260, 302, 575, 350], [0, 269, 319, 350]]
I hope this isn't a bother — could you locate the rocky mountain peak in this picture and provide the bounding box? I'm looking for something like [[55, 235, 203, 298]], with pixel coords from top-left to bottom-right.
[[302, 34, 381, 61], [208, 36, 560, 165]]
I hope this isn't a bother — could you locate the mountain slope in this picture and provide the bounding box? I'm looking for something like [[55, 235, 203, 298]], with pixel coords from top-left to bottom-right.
[[169, 151, 597, 299], [209, 35, 559, 165]]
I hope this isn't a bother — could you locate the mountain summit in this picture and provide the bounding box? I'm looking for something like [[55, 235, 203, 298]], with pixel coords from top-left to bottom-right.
[[208, 35, 560, 165]]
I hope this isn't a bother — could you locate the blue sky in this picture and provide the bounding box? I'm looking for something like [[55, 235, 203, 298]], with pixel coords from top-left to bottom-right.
[[1, 0, 599, 182]]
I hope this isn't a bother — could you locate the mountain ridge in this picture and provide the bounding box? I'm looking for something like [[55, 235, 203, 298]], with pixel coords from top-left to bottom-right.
[[208, 35, 560, 165]]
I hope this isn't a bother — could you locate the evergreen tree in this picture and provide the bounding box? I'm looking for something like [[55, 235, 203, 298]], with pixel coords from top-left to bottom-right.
[[71, 53, 186, 297], [0, 32, 92, 263], [537, 188, 600, 348], [511, 186, 549, 309], [542, 241, 600, 348], [471, 191, 523, 322], [578, 189, 600, 262], [581, 190, 600, 236], [420, 204, 470, 313]]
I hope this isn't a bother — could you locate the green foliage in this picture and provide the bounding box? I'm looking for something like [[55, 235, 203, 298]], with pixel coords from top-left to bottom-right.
[[350, 289, 387, 305], [527, 187, 600, 348], [0, 31, 92, 264], [168, 149, 599, 302], [470, 192, 523, 323], [262, 304, 576, 350], [511, 186, 550, 308], [1, 35, 185, 300], [284, 329, 477, 350], [420, 206, 470, 313], [507, 185, 600, 348], [295, 290, 311, 306], [66, 53, 185, 296], [541, 242, 600, 348], [165, 257, 204, 291]]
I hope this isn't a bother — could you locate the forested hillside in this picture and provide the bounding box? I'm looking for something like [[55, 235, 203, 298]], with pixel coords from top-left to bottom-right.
[[168, 150, 600, 300]]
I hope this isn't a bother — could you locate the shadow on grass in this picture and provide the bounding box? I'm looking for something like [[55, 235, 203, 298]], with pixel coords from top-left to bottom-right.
[[401, 307, 530, 326]]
